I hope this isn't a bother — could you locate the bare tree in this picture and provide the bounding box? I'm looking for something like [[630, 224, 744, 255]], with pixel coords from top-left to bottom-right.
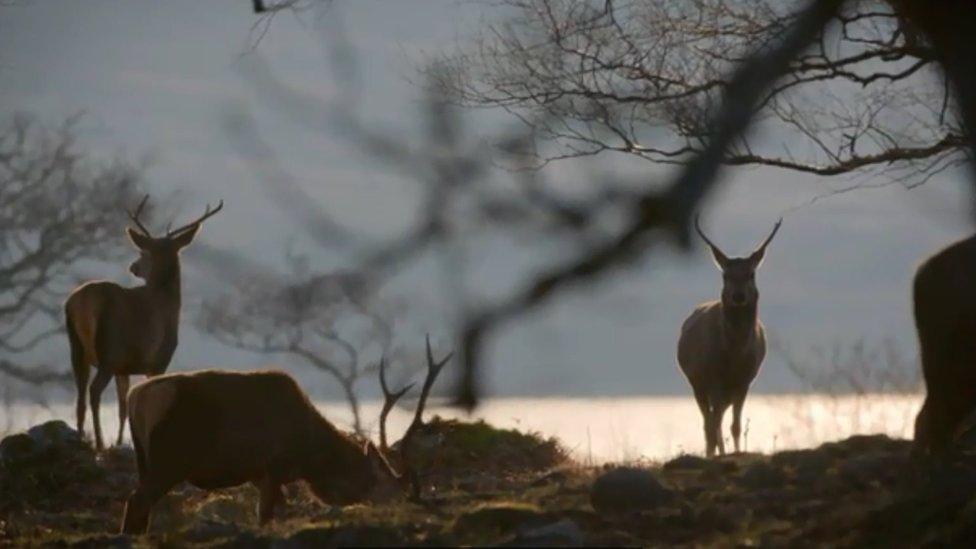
[[428, 0, 963, 183], [773, 336, 921, 395], [197, 259, 404, 435], [0, 113, 144, 385], [232, 0, 976, 411], [230, 0, 848, 409]]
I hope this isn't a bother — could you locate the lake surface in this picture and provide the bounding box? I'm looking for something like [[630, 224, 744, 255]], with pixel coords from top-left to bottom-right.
[[1, 394, 922, 463]]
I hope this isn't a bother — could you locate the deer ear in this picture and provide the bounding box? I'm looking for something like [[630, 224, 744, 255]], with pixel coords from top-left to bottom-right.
[[707, 245, 729, 271], [127, 228, 153, 250], [170, 223, 201, 249], [749, 247, 767, 269]]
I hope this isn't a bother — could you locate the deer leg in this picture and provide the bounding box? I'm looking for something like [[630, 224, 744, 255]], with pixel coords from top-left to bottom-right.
[[121, 476, 178, 535], [256, 477, 284, 525], [115, 375, 130, 447], [731, 393, 746, 454], [88, 368, 113, 451], [713, 401, 730, 456], [72, 360, 90, 439], [691, 385, 714, 457]]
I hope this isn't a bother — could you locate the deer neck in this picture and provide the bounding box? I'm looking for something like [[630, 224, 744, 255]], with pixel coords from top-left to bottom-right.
[[721, 301, 757, 351], [145, 263, 182, 313]]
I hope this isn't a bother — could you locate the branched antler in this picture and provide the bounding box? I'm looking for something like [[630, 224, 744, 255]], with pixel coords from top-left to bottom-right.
[[403, 334, 454, 442], [167, 200, 224, 237], [377, 356, 414, 452], [374, 334, 453, 501], [127, 194, 152, 236]]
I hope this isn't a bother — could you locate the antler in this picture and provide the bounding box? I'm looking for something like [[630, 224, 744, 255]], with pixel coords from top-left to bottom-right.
[[378, 356, 415, 453], [396, 334, 453, 501], [753, 217, 783, 255], [166, 200, 224, 237], [403, 334, 454, 442], [694, 214, 728, 263], [127, 194, 153, 236]]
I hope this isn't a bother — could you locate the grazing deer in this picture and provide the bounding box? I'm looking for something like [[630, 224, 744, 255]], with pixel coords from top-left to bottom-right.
[[121, 336, 452, 533], [120, 369, 402, 534], [65, 195, 222, 450], [912, 234, 976, 459], [677, 216, 782, 457]]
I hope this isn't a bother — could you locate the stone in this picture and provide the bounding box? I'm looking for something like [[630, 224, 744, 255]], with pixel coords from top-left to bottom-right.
[[504, 518, 584, 547], [27, 420, 83, 450], [737, 461, 788, 490], [663, 454, 713, 471], [590, 467, 672, 514], [283, 525, 402, 548], [453, 503, 548, 535]]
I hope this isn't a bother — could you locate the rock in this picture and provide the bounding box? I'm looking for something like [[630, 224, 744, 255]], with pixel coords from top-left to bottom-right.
[[66, 534, 132, 548], [504, 518, 584, 547], [770, 448, 832, 485], [695, 505, 744, 534], [819, 434, 908, 457], [531, 469, 568, 486], [181, 519, 241, 543], [453, 503, 548, 536], [590, 467, 672, 514], [228, 531, 271, 549], [663, 454, 713, 471], [196, 494, 255, 524], [1, 420, 91, 470], [28, 420, 83, 449], [0, 433, 36, 466], [838, 452, 906, 488], [283, 525, 402, 548], [737, 461, 787, 491], [0, 420, 100, 510]]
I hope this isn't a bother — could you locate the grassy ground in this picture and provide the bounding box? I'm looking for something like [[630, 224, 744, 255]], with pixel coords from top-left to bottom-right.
[[1, 417, 974, 547]]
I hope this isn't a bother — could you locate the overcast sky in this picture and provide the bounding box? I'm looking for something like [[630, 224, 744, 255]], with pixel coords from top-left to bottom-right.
[[1, 0, 972, 400]]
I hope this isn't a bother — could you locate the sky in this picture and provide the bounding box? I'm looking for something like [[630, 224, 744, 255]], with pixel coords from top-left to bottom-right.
[[1, 0, 972, 400]]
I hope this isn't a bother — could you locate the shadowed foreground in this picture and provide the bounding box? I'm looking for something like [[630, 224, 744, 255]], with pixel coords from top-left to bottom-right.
[[1, 418, 974, 547]]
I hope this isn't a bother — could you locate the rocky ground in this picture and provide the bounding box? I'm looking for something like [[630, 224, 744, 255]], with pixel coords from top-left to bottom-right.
[[2, 418, 975, 547]]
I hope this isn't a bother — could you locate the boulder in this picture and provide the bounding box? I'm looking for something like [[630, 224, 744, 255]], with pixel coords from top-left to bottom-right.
[[0, 421, 100, 511], [283, 525, 403, 547], [736, 461, 787, 491], [504, 518, 584, 547], [590, 467, 672, 514], [453, 503, 549, 536], [663, 454, 714, 471]]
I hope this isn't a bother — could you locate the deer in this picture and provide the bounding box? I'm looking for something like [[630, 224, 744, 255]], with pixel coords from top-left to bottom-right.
[[121, 336, 452, 534], [676, 215, 782, 457], [911, 234, 976, 460], [65, 195, 223, 451]]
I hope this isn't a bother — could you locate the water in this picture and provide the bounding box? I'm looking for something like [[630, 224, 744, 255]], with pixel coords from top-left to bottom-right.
[[1, 394, 922, 463]]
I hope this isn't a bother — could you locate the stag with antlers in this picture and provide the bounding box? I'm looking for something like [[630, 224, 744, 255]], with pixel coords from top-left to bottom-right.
[[65, 195, 223, 450], [677, 216, 782, 457], [378, 335, 453, 500]]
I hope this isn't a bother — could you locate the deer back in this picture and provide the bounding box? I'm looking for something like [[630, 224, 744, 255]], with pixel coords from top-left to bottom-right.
[[66, 281, 178, 375]]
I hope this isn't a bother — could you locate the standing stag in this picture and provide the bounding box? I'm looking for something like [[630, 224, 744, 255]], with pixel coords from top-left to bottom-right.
[[677, 216, 782, 457], [121, 336, 452, 533], [912, 235, 976, 459], [65, 195, 223, 450]]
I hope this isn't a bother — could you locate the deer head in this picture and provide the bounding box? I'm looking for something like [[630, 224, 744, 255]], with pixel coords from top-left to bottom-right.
[[695, 215, 782, 309], [125, 195, 223, 285]]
